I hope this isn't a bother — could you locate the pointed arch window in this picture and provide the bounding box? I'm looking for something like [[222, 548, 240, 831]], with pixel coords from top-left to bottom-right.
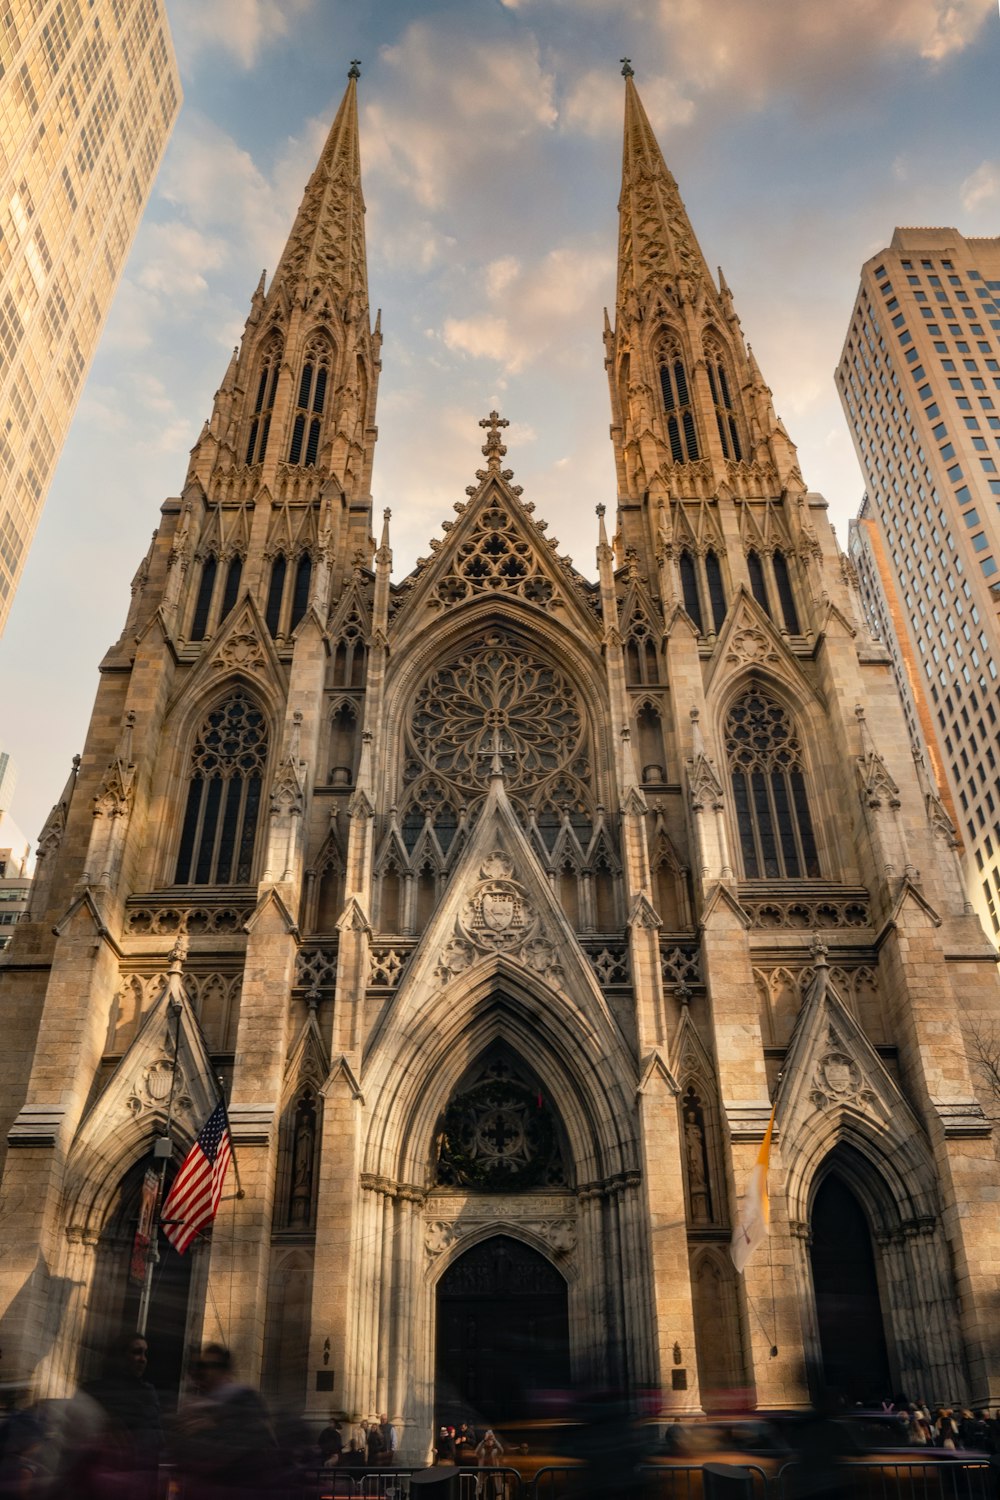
[[726, 686, 820, 879], [174, 690, 268, 886], [288, 552, 312, 632], [190, 555, 217, 642], [246, 338, 282, 465], [659, 344, 700, 461], [747, 549, 770, 616], [288, 337, 332, 467], [265, 554, 286, 636], [705, 549, 727, 632], [706, 343, 744, 461], [219, 555, 243, 623], [679, 549, 704, 632], [772, 549, 801, 634], [678, 548, 727, 637]]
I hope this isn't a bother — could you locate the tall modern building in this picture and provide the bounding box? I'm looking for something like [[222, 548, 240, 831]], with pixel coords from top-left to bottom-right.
[[836, 229, 1000, 938], [0, 0, 181, 632], [2, 67, 1000, 1439]]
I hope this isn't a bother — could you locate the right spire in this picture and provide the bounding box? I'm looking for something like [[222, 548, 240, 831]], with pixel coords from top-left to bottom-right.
[[607, 64, 804, 571], [617, 60, 713, 304]]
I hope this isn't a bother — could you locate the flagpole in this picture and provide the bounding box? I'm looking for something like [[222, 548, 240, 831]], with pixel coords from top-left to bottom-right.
[[137, 973, 184, 1337], [214, 1074, 245, 1201]]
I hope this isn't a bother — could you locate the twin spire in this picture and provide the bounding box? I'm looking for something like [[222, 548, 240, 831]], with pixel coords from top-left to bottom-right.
[[617, 61, 713, 306], [268, 61, 369, 312]]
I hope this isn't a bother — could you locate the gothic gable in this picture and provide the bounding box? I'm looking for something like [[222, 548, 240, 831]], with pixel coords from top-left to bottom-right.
[[389, 472, 601, 640], [166, 593, 287, 719], [778, 955, 923, 1157], [65, 957, 221, 1226], [704, 585, 814, 702], [370, 774, 625, 1043]]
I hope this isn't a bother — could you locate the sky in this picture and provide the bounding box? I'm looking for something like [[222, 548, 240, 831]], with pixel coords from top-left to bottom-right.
[[1, 0, 999, 848]]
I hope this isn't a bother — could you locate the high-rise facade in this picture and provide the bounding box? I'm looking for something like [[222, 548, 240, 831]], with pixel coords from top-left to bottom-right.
[[836, 229, 1000, 938], [1, 67, 1000, 1441], [0, 0, 181, 632]]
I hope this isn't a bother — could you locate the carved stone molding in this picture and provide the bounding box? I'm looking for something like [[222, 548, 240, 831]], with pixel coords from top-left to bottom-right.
[[423, 1191, 578, 1262], [438, 852, 563, 986]]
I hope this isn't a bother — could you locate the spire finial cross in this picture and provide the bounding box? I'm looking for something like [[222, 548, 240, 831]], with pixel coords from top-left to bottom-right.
[[479, 410, 509, 470], [348, 59, 361, 79], [620, 57, 634, 78]]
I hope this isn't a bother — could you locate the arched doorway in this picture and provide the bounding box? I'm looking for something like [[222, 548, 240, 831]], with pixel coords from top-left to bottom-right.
[[85, 1157, 194, 1407], [436, 1235, 570, 1430], [809, 1174, 891, 1403]]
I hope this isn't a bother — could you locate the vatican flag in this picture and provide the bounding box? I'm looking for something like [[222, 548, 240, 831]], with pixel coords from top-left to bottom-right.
[[730, 1101, 777, 1275]]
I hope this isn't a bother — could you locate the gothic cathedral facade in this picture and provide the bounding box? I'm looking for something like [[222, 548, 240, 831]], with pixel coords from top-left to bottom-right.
[[2, 67, 1000, 1445]]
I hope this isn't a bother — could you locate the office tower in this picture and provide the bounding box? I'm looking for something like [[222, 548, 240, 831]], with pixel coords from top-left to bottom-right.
[[0, 0, 181, 632], [1, 66, 999, 1432], [837, 229, 1000, 937]]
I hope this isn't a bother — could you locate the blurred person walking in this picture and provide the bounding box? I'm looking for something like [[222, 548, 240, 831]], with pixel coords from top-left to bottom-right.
[[169, 1344, 291, 1497]]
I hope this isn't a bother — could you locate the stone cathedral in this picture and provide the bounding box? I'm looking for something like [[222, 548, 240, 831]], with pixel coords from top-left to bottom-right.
[[2, 65, 1000, 1447]]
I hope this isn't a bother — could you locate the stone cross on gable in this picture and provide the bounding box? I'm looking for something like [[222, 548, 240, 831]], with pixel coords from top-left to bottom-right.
[[479, 410, 509, 470], [478, 723, 517, 780]]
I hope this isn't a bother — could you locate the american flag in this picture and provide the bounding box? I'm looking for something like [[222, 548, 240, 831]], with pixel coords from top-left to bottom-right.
[[161, 1102, 233, 1254]]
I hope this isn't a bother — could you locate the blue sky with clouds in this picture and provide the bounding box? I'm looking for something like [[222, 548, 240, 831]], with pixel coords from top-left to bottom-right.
[[2, 0, 999, 845]]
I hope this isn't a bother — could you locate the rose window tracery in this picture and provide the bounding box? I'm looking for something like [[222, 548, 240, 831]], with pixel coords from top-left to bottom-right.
[[405, 635, 591, 819], [436, 1061, 567, 1191]]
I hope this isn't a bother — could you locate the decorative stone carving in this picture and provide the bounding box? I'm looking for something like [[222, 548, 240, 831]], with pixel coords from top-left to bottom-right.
[[588, 945, 630, 986], [125, 903, 252, 936], [295, 946, 339, 990], [741, 893, 871, 930], [126, 1055, 191, 1117], [724, 626, 779, 668], [438, 852, 562, 985], [212, 630, 267, 674], [661, 944, 701, 988], [810, 1026, 883, 1117], [368, 946, 409, 987], [458, 855, 538, 953]]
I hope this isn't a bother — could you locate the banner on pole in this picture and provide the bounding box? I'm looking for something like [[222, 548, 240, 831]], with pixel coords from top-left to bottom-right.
[[130, 1168, 160, 1285]]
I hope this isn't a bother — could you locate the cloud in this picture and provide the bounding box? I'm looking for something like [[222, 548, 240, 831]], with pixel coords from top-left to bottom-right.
[[364, 23, 557, 210], [562, 69, 694, 139], [169, 0, 315, 70], [658, 0, 995, 99], [961, 161, 1000, 213], [442, 242, 614, 375], [136, 223, 228, 297]]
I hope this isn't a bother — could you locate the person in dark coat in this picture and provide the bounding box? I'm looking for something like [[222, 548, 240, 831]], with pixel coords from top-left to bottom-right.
[[82, 1333, 164, 1495]]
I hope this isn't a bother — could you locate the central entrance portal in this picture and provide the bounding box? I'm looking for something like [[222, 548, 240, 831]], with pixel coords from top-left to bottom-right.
[[436, 1235, 570, 1430]]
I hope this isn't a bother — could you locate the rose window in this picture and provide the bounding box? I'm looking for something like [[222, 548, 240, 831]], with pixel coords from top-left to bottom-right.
[[406, 634, 589, 801], [436, 1065, 567, 1191]]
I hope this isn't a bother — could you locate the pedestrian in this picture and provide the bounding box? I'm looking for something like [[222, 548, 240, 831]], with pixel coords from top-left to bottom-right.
[[475, 1429, 505, 1498], [455, 1422, 476, 1464], [435, 1425, 456, 1464], [378, 1412, 397, 1465], [169, 1343, 288, 1496], [317, 1414, 343, 1467]]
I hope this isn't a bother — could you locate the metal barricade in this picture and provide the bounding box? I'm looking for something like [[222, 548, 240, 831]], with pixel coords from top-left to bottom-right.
[[635, 1464, 771, 1500], [776, 1459, 994, 1500], [458, 1469, 524, 1499]]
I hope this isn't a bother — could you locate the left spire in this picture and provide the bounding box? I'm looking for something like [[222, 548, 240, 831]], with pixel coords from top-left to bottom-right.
[[268, 60, 369, 314]]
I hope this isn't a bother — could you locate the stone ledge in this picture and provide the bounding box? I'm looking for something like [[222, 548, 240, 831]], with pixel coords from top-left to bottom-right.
[[933, 1101, 993, 1139], [8, 1105, 65, 1147], [227, 1101, 275, 1144]]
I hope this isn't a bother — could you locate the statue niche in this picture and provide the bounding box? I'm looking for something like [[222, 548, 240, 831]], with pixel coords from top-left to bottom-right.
[[435, 1055, 569, 1192]]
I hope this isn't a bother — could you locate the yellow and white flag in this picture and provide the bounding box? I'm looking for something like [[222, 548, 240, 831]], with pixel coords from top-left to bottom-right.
[[730, 1101, 776, 1275]]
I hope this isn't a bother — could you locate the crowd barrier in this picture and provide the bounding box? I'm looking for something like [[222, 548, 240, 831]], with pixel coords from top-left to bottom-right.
[[156, 1457, 996, 1499]]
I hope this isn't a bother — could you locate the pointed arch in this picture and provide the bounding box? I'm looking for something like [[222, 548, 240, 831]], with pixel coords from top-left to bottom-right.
[[723, 680, 820, 880], [703, 329, 744, 462], [362, 958, 638, 1193], [288, 330, 334, 466], [173, 687, 269, 886], [245, 330, 282, 465], [657, 329, 700, 461]]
